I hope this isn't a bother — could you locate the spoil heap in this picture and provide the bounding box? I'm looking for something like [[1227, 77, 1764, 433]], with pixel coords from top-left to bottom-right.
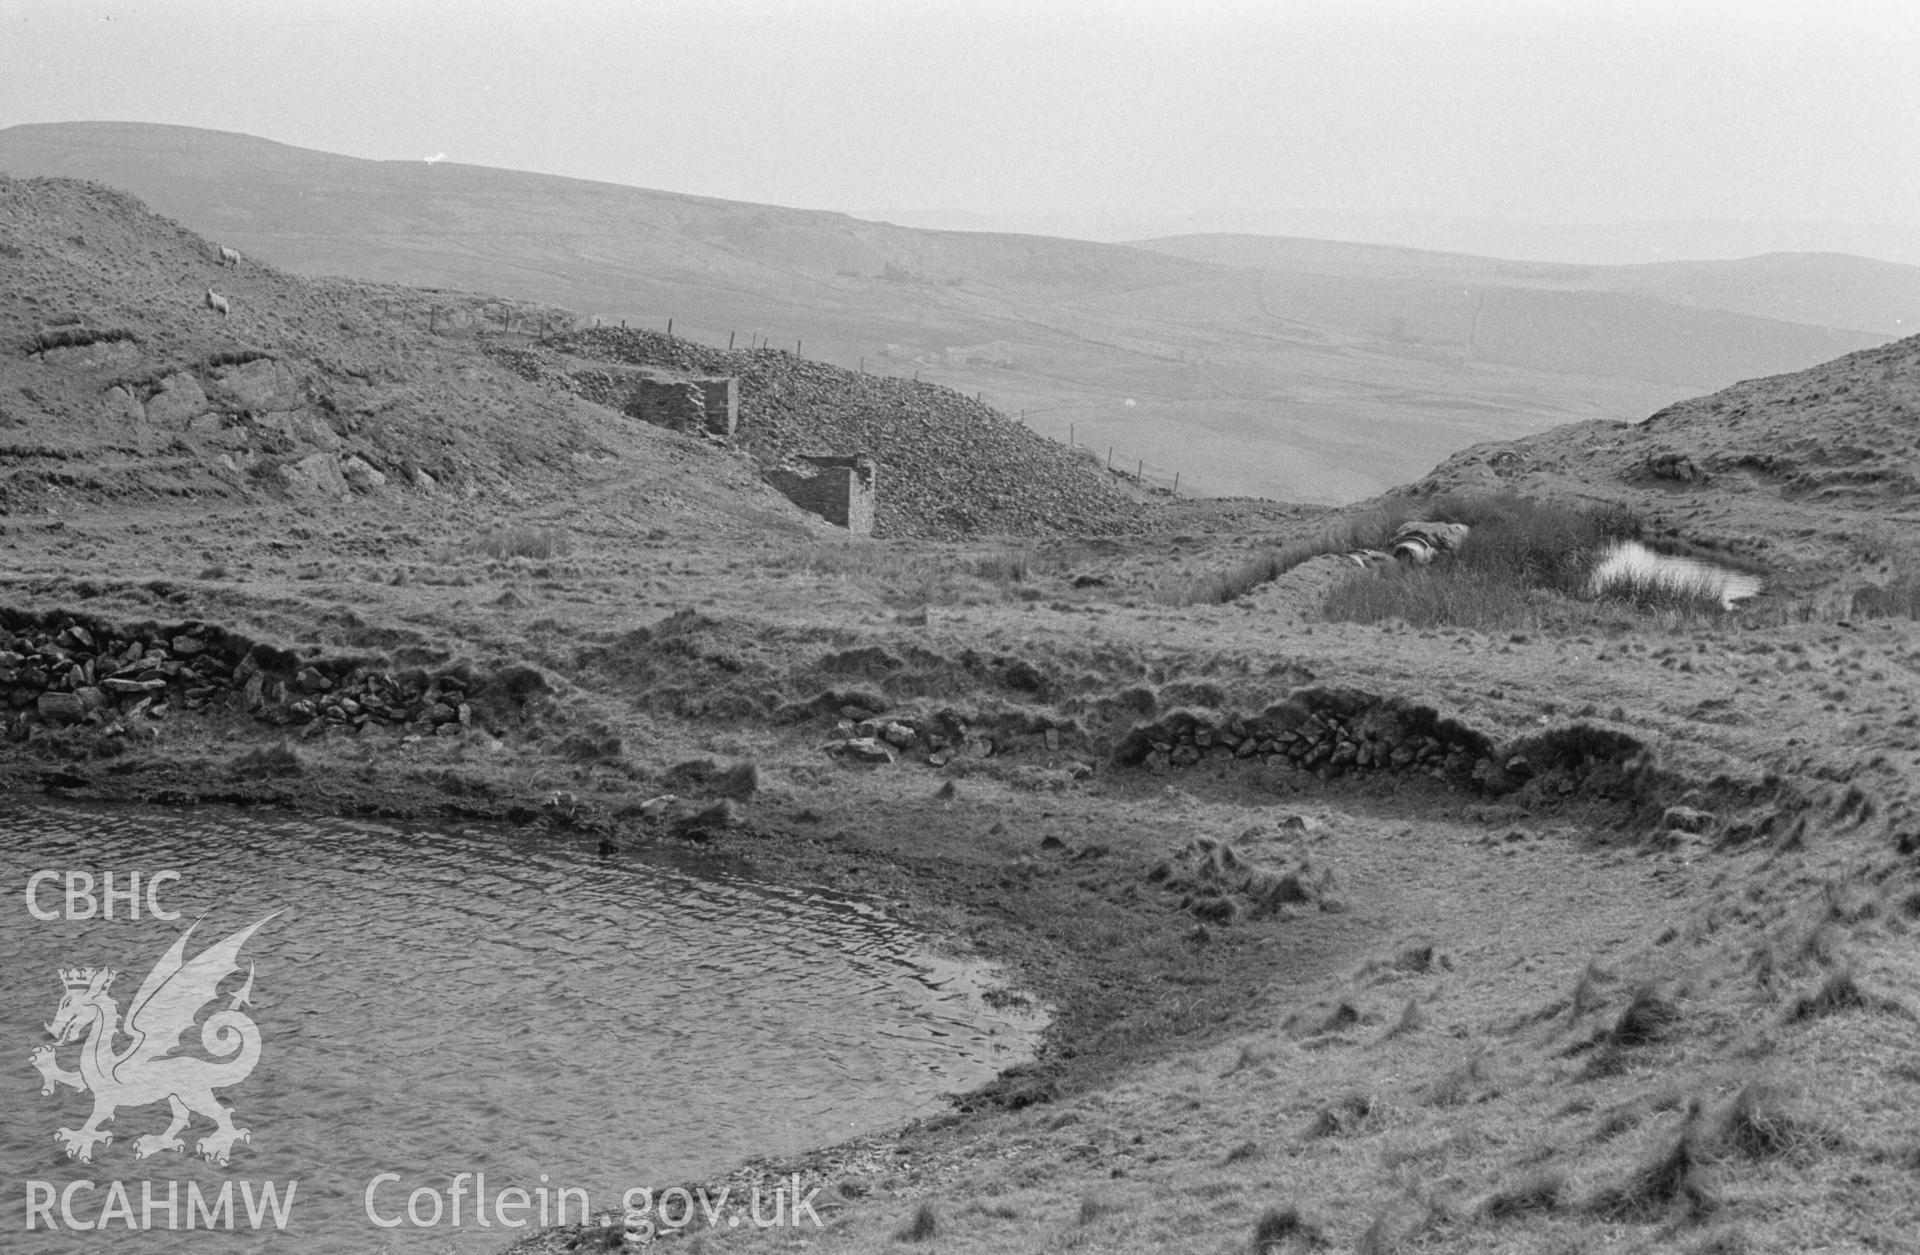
[[506, 328, 1152, 539]]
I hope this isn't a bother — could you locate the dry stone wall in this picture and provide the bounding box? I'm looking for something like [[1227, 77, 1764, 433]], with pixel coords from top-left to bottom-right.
[[1110, 686, 1672, 810], [1, 608, 548, 743]]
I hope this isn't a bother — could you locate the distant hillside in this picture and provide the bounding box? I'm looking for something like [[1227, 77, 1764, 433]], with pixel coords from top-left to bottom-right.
[[0, 122, 1899, 504], [1136, 235, 1920, 338]]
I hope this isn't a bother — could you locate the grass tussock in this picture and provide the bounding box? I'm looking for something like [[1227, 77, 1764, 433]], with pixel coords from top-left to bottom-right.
[[1423, 1048, 1492, 1106], [1849, 570, 1920, 619], [1704, 1083, 1835, 1159], [970, 546, 1036, 583], [1585, 1116, 1714, 1223], [1476, 1170, 1565, 1220], [1784, 967, 1911, 1023], [1609, 984, 1683, 1047], [1303, 1092, 1374, 1138], [228, 742, 303, 778], [894, 1201, 938, 1242], [1383, 995, 1425, 1040], [1251, 1204, 1324, 1252], [474, 524, 571, 561]]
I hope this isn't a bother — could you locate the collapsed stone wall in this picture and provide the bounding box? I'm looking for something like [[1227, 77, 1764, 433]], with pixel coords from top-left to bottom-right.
[[1110, 686, 1670, 809], [1, 608, 547, 743]]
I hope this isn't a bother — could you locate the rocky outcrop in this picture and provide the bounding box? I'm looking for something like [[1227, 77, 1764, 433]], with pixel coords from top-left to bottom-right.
[[281, 452, 350, 497]]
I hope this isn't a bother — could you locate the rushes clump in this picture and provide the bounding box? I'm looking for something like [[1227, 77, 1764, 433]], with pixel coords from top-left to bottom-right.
[[475, 524, 571, 560]]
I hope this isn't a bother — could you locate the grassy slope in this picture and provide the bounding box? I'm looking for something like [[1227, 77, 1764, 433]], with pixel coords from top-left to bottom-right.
[[0, 121, 1899, 505], [2, 167, 1918, 1255]]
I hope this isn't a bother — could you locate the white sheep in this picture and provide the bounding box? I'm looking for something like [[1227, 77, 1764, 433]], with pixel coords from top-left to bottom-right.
[[219, 245, 242, 267], [205, 288, 230, 317]]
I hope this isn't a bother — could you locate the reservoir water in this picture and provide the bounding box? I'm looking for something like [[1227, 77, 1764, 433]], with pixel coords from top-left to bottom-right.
[[1, 802, 1043, 1253]]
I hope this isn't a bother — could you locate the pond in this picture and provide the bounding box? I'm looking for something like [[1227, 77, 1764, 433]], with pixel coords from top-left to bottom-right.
[[1, 802, 1043, 1253]]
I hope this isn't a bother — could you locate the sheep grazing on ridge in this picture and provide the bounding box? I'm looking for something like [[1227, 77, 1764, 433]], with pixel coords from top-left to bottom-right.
[[219, 245, 243, 267], [205, 288, 230, 317]]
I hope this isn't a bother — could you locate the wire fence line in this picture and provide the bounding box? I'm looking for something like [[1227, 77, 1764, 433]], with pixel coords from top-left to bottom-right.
[[376, 300, 1192, 495]]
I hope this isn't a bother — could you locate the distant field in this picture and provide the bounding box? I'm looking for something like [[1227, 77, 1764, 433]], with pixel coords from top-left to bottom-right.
[[2, 121, 1904, 503]]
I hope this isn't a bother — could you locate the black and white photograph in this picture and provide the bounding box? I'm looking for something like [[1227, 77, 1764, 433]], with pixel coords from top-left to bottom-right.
[[3, 1, 1918, 1250]]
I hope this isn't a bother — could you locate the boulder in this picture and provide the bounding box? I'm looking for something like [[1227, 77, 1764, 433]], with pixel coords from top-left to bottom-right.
[[208, 358, 298, 411], [1661, 805, 1716, 834], [142, 372, 210, 429], [280, 453, 349, 498], [341, 455, 387, 491], [36, 692, 87, 724], [835, 737, 896, 764], [105, 385, 147, 423]]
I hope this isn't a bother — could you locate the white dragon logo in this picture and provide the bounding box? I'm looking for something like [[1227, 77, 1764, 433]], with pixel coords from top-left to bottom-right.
[[29, 913, 278, 1166]]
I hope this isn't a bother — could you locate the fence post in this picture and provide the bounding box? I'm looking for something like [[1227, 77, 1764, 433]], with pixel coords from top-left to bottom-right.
[[667, 318, 674, 337], [729, 331, 735, 350], [1174, 471, 1180, 493], [1137, 459, 1143, 481], [1107, 446, 1113, 469], [797, 339, 802, 356]]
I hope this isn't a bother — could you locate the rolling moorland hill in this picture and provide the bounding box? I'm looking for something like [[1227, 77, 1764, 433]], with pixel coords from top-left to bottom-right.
[[2, 121, 1907, 504], [1138, 234, 1920, 337], [0, 173, 1149, 542]]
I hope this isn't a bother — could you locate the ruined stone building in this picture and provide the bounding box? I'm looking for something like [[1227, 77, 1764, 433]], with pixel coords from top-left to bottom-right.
[[766, 455, 878, 535]]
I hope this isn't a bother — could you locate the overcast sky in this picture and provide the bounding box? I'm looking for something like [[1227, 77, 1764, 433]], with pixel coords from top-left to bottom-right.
[[5, 0, 1918, 263]]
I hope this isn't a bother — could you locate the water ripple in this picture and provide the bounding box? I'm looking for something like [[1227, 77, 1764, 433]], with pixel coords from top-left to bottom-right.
[[0, 802, 1043, 1253]]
